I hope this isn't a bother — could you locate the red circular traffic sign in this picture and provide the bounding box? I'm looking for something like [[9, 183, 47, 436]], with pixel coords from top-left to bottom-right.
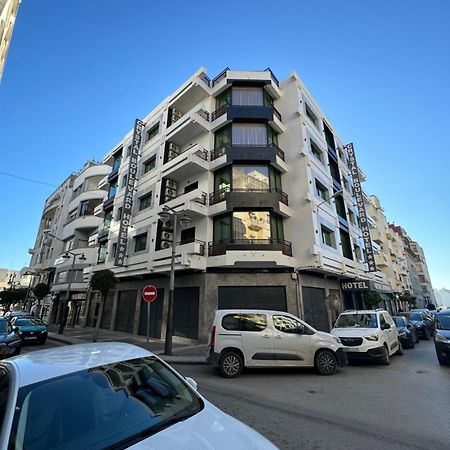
[[142, 285, 158, 303]]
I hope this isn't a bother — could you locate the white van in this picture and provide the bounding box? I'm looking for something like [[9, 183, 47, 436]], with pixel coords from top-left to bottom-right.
[[207, 309, 347, 377]]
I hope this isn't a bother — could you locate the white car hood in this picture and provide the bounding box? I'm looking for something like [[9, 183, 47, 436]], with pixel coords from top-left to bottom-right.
[[315, 330, 338, 342], [331, 328, 377, 338], [128, 399, 278, 450]]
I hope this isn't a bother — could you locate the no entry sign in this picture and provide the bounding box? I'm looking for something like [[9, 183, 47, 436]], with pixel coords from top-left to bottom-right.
[[142, 285, 158, 303]]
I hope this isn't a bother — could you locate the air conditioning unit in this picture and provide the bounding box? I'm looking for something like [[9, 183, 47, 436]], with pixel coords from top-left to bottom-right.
[[160, 241, 171, 249], [161, 231, 173, 241], [162, 222, 173, 232], [172, 108, 182, 122], [168, 143, 179, 153], [166, 180, 177, 190], [165, 187, 177, 199], [167, 150, 179, 161]]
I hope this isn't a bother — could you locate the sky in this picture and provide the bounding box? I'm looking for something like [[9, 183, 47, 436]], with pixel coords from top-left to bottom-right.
[[0, 0, 449, 288]]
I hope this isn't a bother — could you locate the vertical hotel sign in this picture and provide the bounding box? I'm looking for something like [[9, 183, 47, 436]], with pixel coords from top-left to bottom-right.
[[345, 143, 377, 272], [114, 119, 145, 266]]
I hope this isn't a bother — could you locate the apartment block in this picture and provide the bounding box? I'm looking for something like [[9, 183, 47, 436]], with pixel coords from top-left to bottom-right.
[[0, 0, 20, 82], [79, 67, 393, 342]]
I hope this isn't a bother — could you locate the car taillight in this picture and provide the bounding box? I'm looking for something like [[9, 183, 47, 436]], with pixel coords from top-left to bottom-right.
[[210, 325, 216, 350]]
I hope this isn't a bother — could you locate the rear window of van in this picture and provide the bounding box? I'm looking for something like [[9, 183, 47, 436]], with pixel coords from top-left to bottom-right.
[[222, 314, 267, 332]]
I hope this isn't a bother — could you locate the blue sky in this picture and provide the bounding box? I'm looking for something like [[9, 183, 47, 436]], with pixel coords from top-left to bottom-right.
[[0, 0, 449, 288]]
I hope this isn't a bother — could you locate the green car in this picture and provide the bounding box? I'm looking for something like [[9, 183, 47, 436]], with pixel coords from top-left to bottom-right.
[[11, 317, 48, 345]]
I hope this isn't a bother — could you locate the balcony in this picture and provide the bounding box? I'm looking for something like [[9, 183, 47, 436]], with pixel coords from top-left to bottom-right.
[[208, 238, 292, 257], [162, 188, 208, 217], [150, 239, 207, 271], [69, 189, 106, 212], [161, 143, 209, 182], [63, 216, 102, 240], [165, 107, 210, 147], [210, 143, 286, 173], [168, 74, 210, 116]]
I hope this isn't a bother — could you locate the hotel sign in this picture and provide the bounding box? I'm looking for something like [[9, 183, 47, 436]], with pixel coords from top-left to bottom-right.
[[344, 143, 377, 272], [114, 119, 145, 266], [341, 280, 391, 293]]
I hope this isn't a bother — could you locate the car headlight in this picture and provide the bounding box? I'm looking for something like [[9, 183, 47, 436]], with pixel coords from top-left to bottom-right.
[[415, 323, 424, 328], [364, 335, 379, 341], [334, 336, 341, 344], [435, 334, 449, 343]]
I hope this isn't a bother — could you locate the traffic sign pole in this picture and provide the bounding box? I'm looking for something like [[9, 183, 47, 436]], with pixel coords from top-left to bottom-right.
[[147, 302, 150, 343], [142, 285, 158, 344]]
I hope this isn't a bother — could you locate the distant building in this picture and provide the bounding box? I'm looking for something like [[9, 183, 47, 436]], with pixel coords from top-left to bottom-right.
[[0, 268, 20, 290], [0, 0, 21, 82], [434, 288, 450, 308]]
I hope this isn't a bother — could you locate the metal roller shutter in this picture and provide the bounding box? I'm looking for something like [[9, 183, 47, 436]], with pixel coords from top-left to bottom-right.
[[173, 287, 199, 339], [302, 287, 328, 331], [218, 286, 287, 311], [100, 292, 115, 329], [115, 290, 137, 333]]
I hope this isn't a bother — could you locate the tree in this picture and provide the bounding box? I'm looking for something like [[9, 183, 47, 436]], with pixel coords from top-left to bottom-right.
[[90, 270, 117, 342], [0, 288, 28, 311], [363, 291, 382, 309], [400, 293, 416, 308], [32, 283, 50, 317]]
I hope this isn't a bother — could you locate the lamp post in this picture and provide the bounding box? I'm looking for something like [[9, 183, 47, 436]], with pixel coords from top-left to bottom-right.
[[58, 251, 86, 334], [315, 189, 343, 213], [158, 206, 191, 355]]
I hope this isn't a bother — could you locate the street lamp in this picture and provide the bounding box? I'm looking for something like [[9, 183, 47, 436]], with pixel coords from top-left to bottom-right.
[[58, 251, 86, 334], [158, 206, 192, 355], [315, 189, 343, 213]]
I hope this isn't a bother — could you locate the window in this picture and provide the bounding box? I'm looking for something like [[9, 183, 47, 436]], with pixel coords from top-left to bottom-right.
[[112, 150, 122, 172], [180, 227, 195, 245], [329, 156, 341, 184], [323, 123, 336, 151], [57, 271, 68, 283], [214, 124, 232, 148], [232, 87, 264, 106], [321, 225, 336, 248], [139, 192, 152, 211], [232, 123, 268, 146], [270, 213, 284, 242], [213, 214, 231, 243], [339, 229, 353, 260], [108, 181, 118, 199], [97, 242, 107, 264], [126, 145, 132, 157], [348, 209, 356, 225], [111, 242, 117, 258], [143, 156, 156, 174], [0, 369, 10, 427], [103, 209, 113, 229], [310, 140, 323, 162], [233, 211, 271, 241], [68, 209, 77, 221], [122, 174, 128, 188], [233, 165, 270, 191], [222, 314, 241, 331], [342, 177, 350, 191], [214, 166, 231, 193], [64, 239, 74, 252], [146, 123, 159, 142], [184, 182, 198, 194], [240, 313, 267, 331], [216, 88, 231, 109], [335, 195, 347, 220], [117, 207, 122, 220], [273, 316, 304, 334], [354, 243, 362, 261], [315, 180, 328, 201], [305, 103, 318, 128], [134, 233, 147, 252]]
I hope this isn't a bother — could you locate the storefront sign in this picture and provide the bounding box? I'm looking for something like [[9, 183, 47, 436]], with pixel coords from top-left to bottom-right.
[[115, 119, 145, 266], [341, 280, 391, 293], [71, 293, 87, 300], [344, 143, 377, 272]]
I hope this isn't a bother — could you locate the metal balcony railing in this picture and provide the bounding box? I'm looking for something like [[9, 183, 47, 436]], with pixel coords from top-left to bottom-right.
[[211, 103, 281, 122], [208, 238, 292, 257], [209, 187, 288, 206], [209, 143, 285, 162]]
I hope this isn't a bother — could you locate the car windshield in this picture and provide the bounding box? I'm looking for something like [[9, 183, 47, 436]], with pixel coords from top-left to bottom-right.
[[9, 356, 203, 449], [15, 318, 44, 326], [436, 314, 450, 331], [335, 313, 378, 328], [405, 312, 422, 321], [393, 317, 406, 327], [0, 320, 8, 334]]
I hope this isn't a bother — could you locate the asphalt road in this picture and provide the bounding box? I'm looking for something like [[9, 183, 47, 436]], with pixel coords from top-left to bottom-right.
[[21, 339, 450, 449], [173, 341, 450, 450]]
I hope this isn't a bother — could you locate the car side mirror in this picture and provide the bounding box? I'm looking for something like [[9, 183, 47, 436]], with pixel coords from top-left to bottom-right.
[[382, 323, 391, 330], [185, 377, 197, 391]]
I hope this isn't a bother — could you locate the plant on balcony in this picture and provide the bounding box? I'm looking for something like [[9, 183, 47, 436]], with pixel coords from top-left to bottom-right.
[[32, 283, 50, 317], [90, 269, 117, 342], [363, 291, 382, 309]]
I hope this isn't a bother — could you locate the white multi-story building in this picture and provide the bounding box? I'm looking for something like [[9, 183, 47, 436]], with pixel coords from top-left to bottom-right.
[[434, 288, 450, 308], [83, 67, 391, 341], [0, 0, 20, 82]]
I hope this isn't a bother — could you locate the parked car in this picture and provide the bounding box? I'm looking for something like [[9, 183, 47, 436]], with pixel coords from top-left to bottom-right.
[[330, 309, 402, 365], [0, 317, 21, 359], [0, 342, 277, 449], [411, 308, 435, 320], [10, 316, 48, 344], [403, 311, 434, 340], [393, 316, 418, 348], [434, 308, 450, 365], [208, 309, 347, 377], [3, 310, 31, 323]]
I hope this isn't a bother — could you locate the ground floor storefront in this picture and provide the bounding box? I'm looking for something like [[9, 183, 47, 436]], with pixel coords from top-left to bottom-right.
[[81, 269, 349, 342]]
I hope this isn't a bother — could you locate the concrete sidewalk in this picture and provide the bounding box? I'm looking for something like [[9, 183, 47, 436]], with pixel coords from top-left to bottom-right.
[[48, 325, 208, 364]]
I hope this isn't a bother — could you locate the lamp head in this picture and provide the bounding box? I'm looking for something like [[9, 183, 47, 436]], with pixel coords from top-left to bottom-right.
[[78, 254, 87, 262], [158, 210, 172, 224], [62, 253, 71, 259], [179, 214, 192, 229]]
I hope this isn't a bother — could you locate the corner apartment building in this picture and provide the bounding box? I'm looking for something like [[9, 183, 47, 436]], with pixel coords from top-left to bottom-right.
[[389, 224, 435, 307], [28, 161, 111, 323], [84, 67, 391, 342], [0, 0, 20, 82], [366, 195, 411, 298]]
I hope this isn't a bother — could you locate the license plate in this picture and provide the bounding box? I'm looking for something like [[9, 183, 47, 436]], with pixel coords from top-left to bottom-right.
[[25, 336, 37, 340]]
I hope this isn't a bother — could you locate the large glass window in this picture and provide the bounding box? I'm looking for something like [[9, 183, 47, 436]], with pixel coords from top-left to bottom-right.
[[216, 88, 231, 109], [214, 124, 232, 149], [232, 87, 264, 106], [232, 165, 270, 191], [213, 214, 231, 242], [143, 156, 156, 174], [103, 209, 113, 229], [233, 211, 271, 241], [97, 243, 107, 264], [9, 357, 202, 450], [112, 150, 122, 172], [139, 193, 152, 211], [270, 213, 284, 241], [108, 182, 118, 199], [134, 233, 147, 252], [232, 123, 268, 146], [340, 228, 353, 260], [321, 225, 336, 248], [214, 166, 231, 192]]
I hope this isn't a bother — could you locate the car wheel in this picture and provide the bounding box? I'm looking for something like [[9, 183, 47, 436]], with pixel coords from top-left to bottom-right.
[[395, 341, 403, 356], [219, 351, 244, 378], [415, 334, 420, 344], [409, 337, 415, 349], [315, 350, 338, 375], [424, 330, 430, 341], [39, 337, 47, 345], [437, 355, 447, 366], [380, 345, 390, 365]]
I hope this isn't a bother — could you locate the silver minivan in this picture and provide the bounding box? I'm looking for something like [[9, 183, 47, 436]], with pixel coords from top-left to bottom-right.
[[207, 309, 347, 377]]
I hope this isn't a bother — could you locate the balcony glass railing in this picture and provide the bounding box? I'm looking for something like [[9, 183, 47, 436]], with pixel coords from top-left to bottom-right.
[[211, 103, 281, 122], [210, 143, 285, 162], [209, 187, 288, 206], [208, 238, 292, 257]]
